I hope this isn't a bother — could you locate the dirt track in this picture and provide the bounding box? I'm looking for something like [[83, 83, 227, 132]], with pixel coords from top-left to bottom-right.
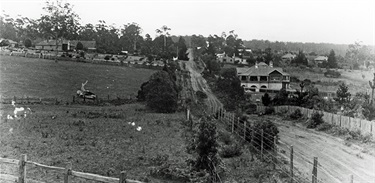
[[265, 116, 375, 183], [183, 59, 223, 110]]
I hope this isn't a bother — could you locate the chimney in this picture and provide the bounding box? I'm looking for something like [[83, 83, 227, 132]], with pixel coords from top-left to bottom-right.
[[269, 61, 273, 68], [255, 61, 258, 68]]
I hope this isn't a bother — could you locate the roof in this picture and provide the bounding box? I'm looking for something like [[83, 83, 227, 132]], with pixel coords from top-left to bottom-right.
[[314, 56, 328, 61], [282, 53, 296, 59], [237, 65, 289, 76], [36, 40, 96, 49]]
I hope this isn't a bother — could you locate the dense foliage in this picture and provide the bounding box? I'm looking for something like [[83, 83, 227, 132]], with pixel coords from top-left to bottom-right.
[[215, 68, 245, 111]]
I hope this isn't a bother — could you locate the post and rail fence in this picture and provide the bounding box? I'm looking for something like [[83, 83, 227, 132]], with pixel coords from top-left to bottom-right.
[[0, 154, 143, 183]]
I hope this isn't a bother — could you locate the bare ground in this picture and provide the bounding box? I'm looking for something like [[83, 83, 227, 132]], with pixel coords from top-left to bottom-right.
[[261, 115, 375, 183]]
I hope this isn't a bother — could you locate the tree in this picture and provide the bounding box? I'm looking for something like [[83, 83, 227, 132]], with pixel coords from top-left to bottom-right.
[[177, 36, 188, 60], [189, 117, 219, 172], [140, 33, 153, 57], [292, 50, 308, 66], [120, 22, 142, 53], [76, 41, 83, 50], [24, 38, 32, 48], [327, 49, 338, 68], [143, 71, 178, 113], [262, 92, 271, 106], [155, 25, 171, 53], [369, 73, 375, 104], [216, 68, 244, 110], [39, 0, 80, 58], [264, 47, 273, 65], [336, 82, 351, 104]]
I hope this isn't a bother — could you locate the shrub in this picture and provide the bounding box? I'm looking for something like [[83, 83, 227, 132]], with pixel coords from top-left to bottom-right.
[[104, 55, 111, 60], [290, 109, 303, 120], [324, 69, 341, 78], [220, 143, 242, 158], [316, 123, 333, 131], [218, 131, 232, 145], [196, 91, 207, 100], [307, 111, 324, 128], [264, 106, 275, 115], [262, 93, 271, 106], [250, 120, 279, 151]]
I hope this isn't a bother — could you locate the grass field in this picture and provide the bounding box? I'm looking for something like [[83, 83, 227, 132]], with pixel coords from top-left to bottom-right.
[[0, 103, 190, 182], [0, 56, 155, 100]]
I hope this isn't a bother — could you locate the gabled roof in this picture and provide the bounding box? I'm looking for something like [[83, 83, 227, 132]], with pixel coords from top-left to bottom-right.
[[314, 56, 328, 61], [282, 53, 296, 59], [237, 65, 289, 76]]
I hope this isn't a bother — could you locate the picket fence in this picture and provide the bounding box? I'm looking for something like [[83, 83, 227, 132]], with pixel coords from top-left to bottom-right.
[[257, 105, 375, 139], [0, 155, 143, 183]]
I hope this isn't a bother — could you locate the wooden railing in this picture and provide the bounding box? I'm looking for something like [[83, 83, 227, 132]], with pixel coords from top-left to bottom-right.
[[0, 154, 143, 183]]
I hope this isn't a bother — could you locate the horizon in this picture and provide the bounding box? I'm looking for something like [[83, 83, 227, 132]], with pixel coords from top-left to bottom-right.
[[1, 0, 375, 46]]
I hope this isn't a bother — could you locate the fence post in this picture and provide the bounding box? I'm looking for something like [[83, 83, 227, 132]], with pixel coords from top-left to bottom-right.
[[64, 162, 72, 183], [290, 145, 294, 183], [312, 157, 318, 183], [243, 120, 246, 140], [273, 136, 277, 170], [261, 129, 264, 161], [119, 171, 127, 183], [19, 154, 27, 183], [107, 94, 110, 101], [186, 108, 190, 120]]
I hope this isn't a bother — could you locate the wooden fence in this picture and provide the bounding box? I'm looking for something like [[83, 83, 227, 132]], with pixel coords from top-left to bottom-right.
[[0, 154, 143, 183], [257, 105, 375, 139]]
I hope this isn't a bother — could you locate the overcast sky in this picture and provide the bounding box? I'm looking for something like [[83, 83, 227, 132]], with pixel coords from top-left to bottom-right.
[[1, 0, 374, 45]]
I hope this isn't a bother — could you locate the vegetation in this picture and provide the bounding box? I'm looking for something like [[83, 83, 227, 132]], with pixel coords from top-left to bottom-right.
[[307, 111, 324, 128], [324, 69, 341, 78], [138, 71, 178, 113], [250, 119, 279, 150], [261, 92, 271, 106], [289, 109, 303, 120], [336, 82, 351, 104], [215, 68, 245, 111]]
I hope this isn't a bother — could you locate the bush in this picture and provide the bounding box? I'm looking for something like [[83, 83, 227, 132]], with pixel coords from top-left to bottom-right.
[[307, 111, 324, 128], [218, 131, 232, 145], [219, 143, 242, 158], [245, 103, 257, 114], [196, 91, 207, 100], [264, 106, 275, 115], [249, 120, 279, 151], [324, 69, 341, 78], [290, 109, 303, 120], [316, 123, 333, 131], [104, 55, 111, 60], [262, 93, 271, 106]]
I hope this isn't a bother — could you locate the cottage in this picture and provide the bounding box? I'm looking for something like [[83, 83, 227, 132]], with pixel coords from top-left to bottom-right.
[[314, 56, 328, 64], [281, 53, 296, 63], [35, 40, 96, 51], [236, 62, 290, 92]]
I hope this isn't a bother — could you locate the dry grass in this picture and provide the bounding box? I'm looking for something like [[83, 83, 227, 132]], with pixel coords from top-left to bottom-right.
[[0, 55, 155, 100], [0, 103, 189, 182]]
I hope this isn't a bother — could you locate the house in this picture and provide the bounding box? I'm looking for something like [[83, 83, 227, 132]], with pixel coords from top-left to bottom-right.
[[0, 39, 18, 47], [236, 61, 290, 92], [281, 53, 296, 63], [314, 56, 328, 64], [35, 40, 96, 51]]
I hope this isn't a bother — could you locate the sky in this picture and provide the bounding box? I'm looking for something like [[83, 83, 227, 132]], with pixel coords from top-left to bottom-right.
[[0, 0, 374, 45]]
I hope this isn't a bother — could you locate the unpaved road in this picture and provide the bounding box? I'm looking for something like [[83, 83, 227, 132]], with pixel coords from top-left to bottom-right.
[[181, 50, 222, 110], [266, 116, 375, 183]]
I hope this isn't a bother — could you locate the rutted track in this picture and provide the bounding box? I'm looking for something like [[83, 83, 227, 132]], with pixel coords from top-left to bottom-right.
[[267, 116, 375, 183], [181, 59, 223, 111]]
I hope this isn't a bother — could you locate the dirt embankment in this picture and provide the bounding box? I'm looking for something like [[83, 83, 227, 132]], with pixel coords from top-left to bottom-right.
[[264, 116, 375, 183]]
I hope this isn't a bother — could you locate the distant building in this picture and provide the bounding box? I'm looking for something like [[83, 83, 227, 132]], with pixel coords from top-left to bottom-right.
[[35, 40, 96, 51], [0, 39, 18, 47], [314, 56, 328, 64], [236, 61, 290, 92], [281, 53, 296, 63]]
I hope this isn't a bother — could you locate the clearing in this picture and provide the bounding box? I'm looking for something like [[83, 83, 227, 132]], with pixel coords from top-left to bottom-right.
[[0, 55, 155, 100]]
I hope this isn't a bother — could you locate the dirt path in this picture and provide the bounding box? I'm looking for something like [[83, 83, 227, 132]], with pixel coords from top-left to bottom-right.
[[265, 116, 375, 183], [183, 59, 222, 110]]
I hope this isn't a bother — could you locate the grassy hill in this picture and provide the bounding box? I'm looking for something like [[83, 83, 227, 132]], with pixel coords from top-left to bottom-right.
[[0, 56, 155, 100]]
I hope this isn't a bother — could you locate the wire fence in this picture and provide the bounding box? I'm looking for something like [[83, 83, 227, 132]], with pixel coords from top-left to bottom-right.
[[189, 103, 371, 183]]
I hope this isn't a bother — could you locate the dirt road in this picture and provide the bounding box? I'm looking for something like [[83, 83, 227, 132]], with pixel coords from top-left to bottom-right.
[[266, 116, 375, 183], [183, 59, 222, 110]]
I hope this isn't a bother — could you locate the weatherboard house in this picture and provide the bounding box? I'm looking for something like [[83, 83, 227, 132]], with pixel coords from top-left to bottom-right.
[[236, 62, 290, 92]]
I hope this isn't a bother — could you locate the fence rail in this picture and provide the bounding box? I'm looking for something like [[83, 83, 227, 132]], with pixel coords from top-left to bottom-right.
[[257, 105, 375, 140], [0, 155, 143, 183]]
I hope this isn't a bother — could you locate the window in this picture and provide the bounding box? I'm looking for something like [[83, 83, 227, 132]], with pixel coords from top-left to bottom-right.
[[260, 76, 268, 81], [241, 76, 247, 81], [250, 76, 258, 81]]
